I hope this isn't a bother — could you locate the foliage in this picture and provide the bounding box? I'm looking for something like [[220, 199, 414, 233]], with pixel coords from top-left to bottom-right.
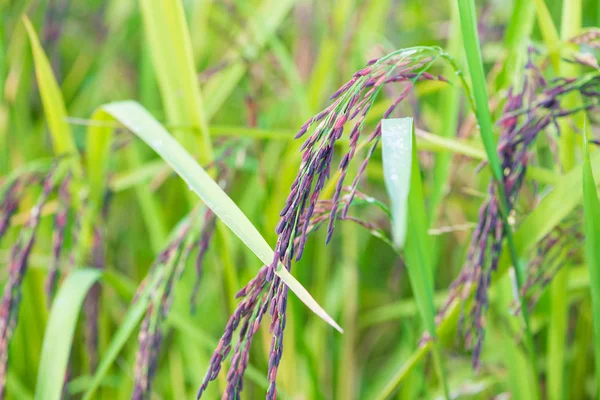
[[1, 1, 600, 399]]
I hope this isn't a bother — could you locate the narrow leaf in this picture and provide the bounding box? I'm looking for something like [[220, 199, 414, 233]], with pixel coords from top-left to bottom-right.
[[381, 119, 412, 248], [100, 100, 342, 333], [381, 117, 449, 398], [23, 16, 81, 178], [138, 0, 213, 162], [35, 269, 102, 400], [85, 110, 114, 209], [532, 0, 561, 70], [582, 124, 600, 397]]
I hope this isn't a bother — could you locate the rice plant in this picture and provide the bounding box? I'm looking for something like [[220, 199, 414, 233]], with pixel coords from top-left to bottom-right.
[[1, 1, 600, 399]]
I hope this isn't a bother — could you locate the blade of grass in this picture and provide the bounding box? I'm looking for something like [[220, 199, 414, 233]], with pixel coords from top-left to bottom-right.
[[0, 21, 7, 175], [548, 5, 582, 398], [22, 16, 81, 179], [337, 161, 359, 399], [532, 0, 561, 70], [497, 0, 535, 88], [582, 122, 600, 400], [381, 118, 450, 399], [138, 0, 213, 162], [457, 0, 539, 390], [430, 0, 461, 224], [85, 110, 113, 210], [570, 300, 594, 400], [125, 143, 168, 253], [34, 269, 102, 400], [100, 100, 342, 333]]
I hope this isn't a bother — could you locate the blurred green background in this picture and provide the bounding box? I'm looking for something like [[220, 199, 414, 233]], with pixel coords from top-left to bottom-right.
[[1, 0, 600, 399]]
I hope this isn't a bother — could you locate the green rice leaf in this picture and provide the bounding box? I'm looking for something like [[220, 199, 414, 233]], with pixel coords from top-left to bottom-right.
[[22, 16, 81, 179], [381, 117, 449, 399], [138, 0, 213, 163], [532, 0, 561, 70], [85, 110, 114, 213], [582, 123, 600, 395], [100, 100, 343, 333], [35, 269, 102, 400], [457, 0, 502, 181], [381, 119, 412, 249]]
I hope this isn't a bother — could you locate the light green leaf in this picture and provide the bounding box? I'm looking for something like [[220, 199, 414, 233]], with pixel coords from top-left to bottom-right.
[[85, 110, 114, 209], [138, 0, 213, 162], [35, 269, 102, 400], [23, 16, 81, 179], [101, 100, 342, 333], [582, 123, 600, 395], [381, 119, 412, 249], [381, 117, 449, 399], [532, 0, 561, 70]]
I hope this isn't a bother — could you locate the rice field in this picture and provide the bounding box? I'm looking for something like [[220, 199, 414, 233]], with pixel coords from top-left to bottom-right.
[[1, 0, 600, 399]]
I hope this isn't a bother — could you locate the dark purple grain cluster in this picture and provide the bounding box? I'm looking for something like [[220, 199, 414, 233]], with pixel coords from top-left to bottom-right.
[[0, 168, 58, 399], [197, 48, 449, 399], [516, 221, 583, 313], [438, 51, 600, 369], [83, 226, 105, 372], [133, 216, 198, 400], [196, 266, 270, 399], [46, 173, 71, 302], [0, 180, 24, 242], [190, 209, 216, 310], [133, 303, 163, 400]]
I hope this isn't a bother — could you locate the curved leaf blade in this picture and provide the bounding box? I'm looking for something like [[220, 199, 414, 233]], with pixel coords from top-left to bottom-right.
[[35, 269, 102, 400], [23, 16, 81, 178], [101, 100, 342, 333]]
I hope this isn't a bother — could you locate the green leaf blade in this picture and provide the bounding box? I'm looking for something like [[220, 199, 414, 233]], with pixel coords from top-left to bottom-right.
[[100, 100, 342, 333], [35, 269, 102, 400], [138, 0, 213, 162], [23, 16, 81, 178], [582, 133, 600, 395], [381, 118, 412, 249], [381, 117, 448, 399]]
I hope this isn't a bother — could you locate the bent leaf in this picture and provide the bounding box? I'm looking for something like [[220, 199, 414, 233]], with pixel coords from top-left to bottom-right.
[[23, 16, 81, 178], [35, 269, 102, 400], [101, 100, 342, 333]]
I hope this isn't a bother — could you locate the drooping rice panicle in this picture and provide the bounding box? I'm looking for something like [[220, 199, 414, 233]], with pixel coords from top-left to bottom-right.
[[197, 47, 454, 399], [133, 212, 200, 400], [190, 208, 216, 311], [46, 173, 72, 303], [0, 166, 63, 399], [0, 171, 44, 244], [516, 220, 583, 313], [438, 51, 600, 369], [0, 180, 23, 244], [83, 189, 112, 372]]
